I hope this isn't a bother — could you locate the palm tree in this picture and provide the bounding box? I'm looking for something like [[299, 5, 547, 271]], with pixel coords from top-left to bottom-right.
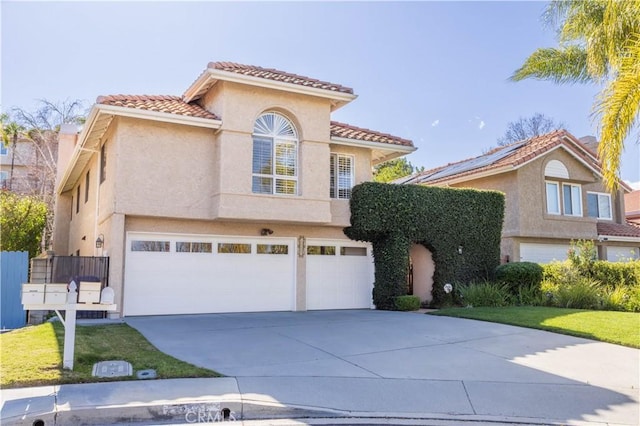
[[1, 114, 24, 191], [511, 0, 640, 190]]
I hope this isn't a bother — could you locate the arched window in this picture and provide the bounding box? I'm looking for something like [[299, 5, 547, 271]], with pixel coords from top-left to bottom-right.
[[252, 112, 298, 195]]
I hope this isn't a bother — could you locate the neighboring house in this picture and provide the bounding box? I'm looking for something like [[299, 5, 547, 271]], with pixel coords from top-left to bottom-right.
[[0, 135, 54, 196], [400, 130, 640, 264], [626, 190, 640, 225], [52, 62, 415, 317]]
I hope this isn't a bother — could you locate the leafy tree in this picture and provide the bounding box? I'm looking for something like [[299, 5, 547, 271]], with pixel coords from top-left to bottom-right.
[[511, 0, 640, 190], [7, 99, 86, 251], [498, 113, 565, 146], [1, 114, 25, 191], [373, 158, 423, 183], [0, 191, 47, 258]]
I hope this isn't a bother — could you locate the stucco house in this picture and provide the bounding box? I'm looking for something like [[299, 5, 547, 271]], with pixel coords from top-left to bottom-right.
[[626, 190, 640, 225], [52, 62, 415, 317], [0, 135, 55, 196], [400, 130, 640, 263]]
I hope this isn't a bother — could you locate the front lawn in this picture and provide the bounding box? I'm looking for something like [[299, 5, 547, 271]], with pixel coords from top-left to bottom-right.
[[0, 322, 220, 389], [430, 306, 640, 348]]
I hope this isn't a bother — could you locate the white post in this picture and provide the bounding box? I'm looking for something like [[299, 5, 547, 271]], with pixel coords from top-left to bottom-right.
[[63, 284, 78, 370]]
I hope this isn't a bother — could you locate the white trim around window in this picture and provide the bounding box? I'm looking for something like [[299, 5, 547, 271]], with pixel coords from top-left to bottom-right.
[[545, 181, 561, 215], [587, 191, 612, 220], [330, 153, 355, 199], [252, 112, 299, 196], [562, 183, 583, 216]]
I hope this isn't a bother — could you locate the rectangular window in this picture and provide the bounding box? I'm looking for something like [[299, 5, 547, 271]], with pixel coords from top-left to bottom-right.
[[340, 246, 367, 256], [84, 171, 90, 203], [307, 245, 336, 255], [587, 192, 612, 219], [257, 244, 289, 254], [100, 144, 107, 183], [252, 137, 297, 195], [330, 154, 354, 199], [0, 171, 8, 188], [176, 242, 212, 253], [76, 186, 80, 213], [545, 182, 560, 215], [217, 243, 251, 254], [131, 241, 170, 252], [0, 144, 7, 155], [562, 183, 582, 216]]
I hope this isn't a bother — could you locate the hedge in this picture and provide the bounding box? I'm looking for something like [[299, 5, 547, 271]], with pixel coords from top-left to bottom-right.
[[344, 182, 504, 308], [495, 262, 543, 291]]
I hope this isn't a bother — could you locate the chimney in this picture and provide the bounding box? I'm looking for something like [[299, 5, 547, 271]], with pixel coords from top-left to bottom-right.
[[56, 123, 78, 187], [579, 136, 599, 156]]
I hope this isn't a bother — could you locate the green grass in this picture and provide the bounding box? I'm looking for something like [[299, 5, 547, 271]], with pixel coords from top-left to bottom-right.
[[430, 306, 640, 348], [1, 322, 220, 389]]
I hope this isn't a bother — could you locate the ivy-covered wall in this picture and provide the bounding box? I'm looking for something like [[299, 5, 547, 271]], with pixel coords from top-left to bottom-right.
[[344, 182, 505, 308]]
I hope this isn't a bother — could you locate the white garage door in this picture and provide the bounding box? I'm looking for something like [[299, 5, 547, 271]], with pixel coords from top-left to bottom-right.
[[520, 243, 570, 264], [606, 246, 640, 262], [124, 233, 295, 316], [306, 240, 374, 310]]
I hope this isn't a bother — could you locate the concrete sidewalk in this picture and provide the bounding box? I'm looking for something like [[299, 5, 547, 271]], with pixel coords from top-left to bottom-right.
[[2, 310, 638, 425]]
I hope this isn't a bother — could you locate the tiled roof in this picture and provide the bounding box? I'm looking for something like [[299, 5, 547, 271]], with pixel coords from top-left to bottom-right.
[[403, 130, 599, 185], [96, 95, 220, 120], [597, 221, 640, 238], [209, 62, 354, 94], [330, 121, 414, 147]]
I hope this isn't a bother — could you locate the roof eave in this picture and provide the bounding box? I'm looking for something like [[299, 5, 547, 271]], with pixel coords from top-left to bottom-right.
[[416, 165, 514, 187], [330, 136, 416, 165], [185, 68, 358, 110], [598, 235, 640, 242]]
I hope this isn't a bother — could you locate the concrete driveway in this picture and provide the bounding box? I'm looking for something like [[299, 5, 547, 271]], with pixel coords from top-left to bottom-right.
[[126, 309, 639, 425]]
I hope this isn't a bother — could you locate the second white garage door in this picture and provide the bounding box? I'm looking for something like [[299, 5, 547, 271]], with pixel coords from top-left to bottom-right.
[[520, 243, 570, 264], [123, 233, 296, 316], [305, 239, 374, 310]]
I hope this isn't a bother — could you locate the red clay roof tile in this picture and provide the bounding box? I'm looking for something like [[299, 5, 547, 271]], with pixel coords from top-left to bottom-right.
[[404, 130, 599, 185], [330, 121, 413, 147], [209, 62, 354, 94], [597, 221, 640, 238], [97, 95, 220, 120]]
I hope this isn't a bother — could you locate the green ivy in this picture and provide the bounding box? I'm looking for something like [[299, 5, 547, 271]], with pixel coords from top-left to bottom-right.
[[344, 182, 504, 308]]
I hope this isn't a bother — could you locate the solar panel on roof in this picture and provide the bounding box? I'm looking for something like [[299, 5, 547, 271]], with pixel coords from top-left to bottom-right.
[[419, 140, 527, 183]]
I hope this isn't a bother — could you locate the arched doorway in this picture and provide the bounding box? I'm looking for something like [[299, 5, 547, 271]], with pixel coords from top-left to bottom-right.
[[409, 243, 435, 304]]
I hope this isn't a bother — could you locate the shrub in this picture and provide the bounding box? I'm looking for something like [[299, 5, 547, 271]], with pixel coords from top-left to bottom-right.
[[599, 286, 630, 311], [495, 262, 543, 290], [590, 260, 640, 288], [554, 277, 601, 309], [623, 285, 640, 312], [458, 281, 511, 307], [394, 295, 421, 311]]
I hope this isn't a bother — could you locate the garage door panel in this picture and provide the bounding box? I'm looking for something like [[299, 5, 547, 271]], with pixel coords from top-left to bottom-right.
[[520, 243, 570, 264], [124, 234, 295, 316], [306, 240, 374, 310]]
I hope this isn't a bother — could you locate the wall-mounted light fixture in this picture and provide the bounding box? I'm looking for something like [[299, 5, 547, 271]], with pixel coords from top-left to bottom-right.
[[95, 234, 104, 249], [260, 228, 274, 236], [457, 245, 463, 255]]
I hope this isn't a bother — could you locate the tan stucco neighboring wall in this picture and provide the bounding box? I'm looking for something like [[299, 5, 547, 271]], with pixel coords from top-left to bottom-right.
[[67, 157, 102, 256]]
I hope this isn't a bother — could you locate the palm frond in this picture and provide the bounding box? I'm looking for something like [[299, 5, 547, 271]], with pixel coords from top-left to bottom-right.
[[594, 34, 640, 191], [510, 46, 592, 84]]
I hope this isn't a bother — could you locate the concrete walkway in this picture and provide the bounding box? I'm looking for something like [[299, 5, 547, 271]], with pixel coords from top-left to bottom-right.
[[2, 310, 638, 425]]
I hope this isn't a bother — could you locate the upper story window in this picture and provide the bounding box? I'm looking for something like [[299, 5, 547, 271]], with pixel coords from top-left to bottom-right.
[[0, 144, 7, 156], [562, 183, 582, 216], [587, 192, 612, 220], [545, 181, 583, 216], [252, 112, 298, 195], [100, 144, 107, 184], [84, 171, 90, 203], [330, 153, 354, 199]]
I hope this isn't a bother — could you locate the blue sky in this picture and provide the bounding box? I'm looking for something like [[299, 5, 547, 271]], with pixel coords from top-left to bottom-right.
[[2, 1, 638, 184]]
